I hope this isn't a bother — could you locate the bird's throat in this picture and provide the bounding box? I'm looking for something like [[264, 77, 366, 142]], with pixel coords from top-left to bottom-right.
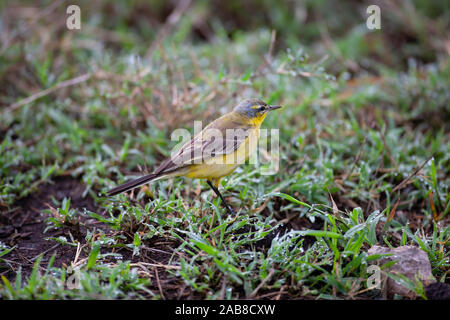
[[250, 113, 268, 127]]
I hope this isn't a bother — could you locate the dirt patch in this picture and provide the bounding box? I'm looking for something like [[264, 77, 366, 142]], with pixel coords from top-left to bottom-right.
[[425, 282, 450, 300], [0, 176, 191, 298], [0, 176, 100, 280]]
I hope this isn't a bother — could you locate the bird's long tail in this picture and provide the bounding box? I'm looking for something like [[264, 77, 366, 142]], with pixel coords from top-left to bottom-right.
[[106, 173, 160, 196]]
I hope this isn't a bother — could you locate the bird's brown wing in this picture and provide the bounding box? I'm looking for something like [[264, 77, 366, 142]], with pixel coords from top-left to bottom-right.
[[154, 113, 252, 175]]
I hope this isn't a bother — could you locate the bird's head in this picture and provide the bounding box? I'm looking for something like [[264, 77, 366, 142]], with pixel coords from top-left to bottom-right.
[[233, 98, 282, 124]]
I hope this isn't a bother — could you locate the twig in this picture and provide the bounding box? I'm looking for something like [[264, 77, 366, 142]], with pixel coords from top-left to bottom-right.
[[329, 192, 339, 216], [155, 269, 166, 300], [219, 275, 227, 300], [72, 242, 82, 266], [31, 243, 60, 261], [275, 285, 287, 300], [249, 268, 275, 298], [129, 262, 181, 270], [386, 193, 401, 223], [140, 246, 173, 256], [6, 73, 91, 112], [391, 154, 435, 193], [255, 288, 288, 300]]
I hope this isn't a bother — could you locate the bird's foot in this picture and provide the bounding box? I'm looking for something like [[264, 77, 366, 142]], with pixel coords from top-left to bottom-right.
[[225, 206, 237, 216]]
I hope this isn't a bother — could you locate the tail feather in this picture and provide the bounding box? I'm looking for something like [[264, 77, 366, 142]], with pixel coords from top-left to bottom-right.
[[106, 173, 159, 196]]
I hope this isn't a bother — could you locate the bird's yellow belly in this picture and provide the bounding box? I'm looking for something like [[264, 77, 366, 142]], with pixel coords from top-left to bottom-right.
[[184, 163, 239, 179], [183, 129, 259, 180]]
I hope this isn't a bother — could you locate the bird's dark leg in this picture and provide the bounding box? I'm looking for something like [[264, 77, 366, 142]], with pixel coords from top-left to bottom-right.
[[206, 180, 236, 215]]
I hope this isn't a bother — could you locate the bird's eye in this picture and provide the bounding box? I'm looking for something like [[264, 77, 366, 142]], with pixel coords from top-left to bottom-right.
[[258, 106, 265, 112]]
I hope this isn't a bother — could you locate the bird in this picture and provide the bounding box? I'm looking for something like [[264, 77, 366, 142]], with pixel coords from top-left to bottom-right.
[[106, 98, 282, 214]]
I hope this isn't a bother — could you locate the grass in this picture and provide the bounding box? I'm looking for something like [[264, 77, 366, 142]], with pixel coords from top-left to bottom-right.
[[0, 0, 449, 300]]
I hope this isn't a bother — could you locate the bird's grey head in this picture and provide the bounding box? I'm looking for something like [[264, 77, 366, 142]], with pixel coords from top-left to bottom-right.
[[233, 98, 281, 118]]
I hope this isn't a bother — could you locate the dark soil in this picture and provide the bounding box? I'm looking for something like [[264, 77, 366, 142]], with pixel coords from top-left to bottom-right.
[[424, 282, 450, 300], [0, 176, 192, 299], [0, 176, 99, 280]]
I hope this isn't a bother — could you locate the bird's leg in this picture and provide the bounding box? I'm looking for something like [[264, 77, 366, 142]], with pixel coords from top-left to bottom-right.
[[206, 180, 236, 215]]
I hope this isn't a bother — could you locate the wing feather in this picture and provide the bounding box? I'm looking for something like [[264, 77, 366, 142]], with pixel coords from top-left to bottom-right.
[[155, 113, 253, 174]]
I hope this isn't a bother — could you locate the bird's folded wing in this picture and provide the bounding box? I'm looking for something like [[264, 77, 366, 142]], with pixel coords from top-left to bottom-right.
[[154, 126, 252, 175]]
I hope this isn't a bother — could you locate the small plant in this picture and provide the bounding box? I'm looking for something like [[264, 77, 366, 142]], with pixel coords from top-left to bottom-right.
[[43, 197, 79, 232]]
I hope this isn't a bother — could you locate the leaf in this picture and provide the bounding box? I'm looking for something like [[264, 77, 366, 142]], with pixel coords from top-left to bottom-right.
[[298, 230, 342, 239], [194, 240, 219, 257], [133, 233, 141, 257], [87, 244, 100, 269], [366, 253, 393, 262], [241, 70, 252, 81], [387, 196, 400, 223], [133, 232, 141, 247], [1, 275, 14, 294], [271, 192, 312, 209], [366, 211, 383, 245], [343, 224, 366, 239], [329, 193, 339, 215], [62, 197, 71, 214], [385, 272, 419, 294], [0, 246, 15, 258]]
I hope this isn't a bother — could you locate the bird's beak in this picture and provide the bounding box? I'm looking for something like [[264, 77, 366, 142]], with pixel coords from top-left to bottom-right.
[[267, 105, 282, 111]]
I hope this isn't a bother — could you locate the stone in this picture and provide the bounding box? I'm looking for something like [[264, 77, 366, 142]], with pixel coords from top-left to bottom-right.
[[368, 245, 436, 298]]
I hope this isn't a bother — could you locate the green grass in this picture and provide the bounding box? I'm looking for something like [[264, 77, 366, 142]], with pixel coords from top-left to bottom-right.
[[0, 0, 449, 300]]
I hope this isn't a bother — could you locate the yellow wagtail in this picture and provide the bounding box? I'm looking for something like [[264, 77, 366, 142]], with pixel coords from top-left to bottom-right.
[[106, 98, 282, 214]]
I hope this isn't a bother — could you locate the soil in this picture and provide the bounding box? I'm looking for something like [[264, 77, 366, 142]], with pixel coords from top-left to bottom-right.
[[0, 176, 189, 298], [425, 282, 450, 300], [0, 176, 99, 280]]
